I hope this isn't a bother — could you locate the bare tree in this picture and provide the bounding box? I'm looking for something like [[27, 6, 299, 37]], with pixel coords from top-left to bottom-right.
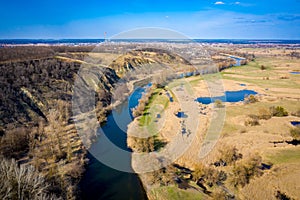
[[0, 157, 60, 199]]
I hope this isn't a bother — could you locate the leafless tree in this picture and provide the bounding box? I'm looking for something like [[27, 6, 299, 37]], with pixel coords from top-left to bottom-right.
[[0, 157, 60, 199]]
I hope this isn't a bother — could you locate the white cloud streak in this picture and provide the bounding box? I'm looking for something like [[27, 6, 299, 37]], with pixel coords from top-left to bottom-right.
[[214, 1, 225, 5]]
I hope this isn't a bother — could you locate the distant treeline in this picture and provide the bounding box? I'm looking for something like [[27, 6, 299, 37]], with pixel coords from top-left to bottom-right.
[[0, 46, 96, 62]]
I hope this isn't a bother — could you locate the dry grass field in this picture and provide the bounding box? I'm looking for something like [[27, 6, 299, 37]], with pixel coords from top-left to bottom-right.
[[134, 48, 300, 199]]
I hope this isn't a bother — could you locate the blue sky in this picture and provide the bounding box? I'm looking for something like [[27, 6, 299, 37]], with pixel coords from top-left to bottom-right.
[[1, 0, 299, 39]]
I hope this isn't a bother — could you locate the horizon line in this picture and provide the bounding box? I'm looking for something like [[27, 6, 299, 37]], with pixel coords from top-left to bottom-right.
[[1, 38, 300, 40]]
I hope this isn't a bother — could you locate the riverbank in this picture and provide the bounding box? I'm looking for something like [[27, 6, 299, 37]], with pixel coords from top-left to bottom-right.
[[80, 91, 148, 199], [126, 51, 300, 199], [127, 76, 212, 198]]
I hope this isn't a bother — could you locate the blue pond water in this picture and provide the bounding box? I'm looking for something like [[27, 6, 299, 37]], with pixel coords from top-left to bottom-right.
[[291, 121, 300, 126], [290, 72, 300, 75], [196, 89, 258, 104], [176, 111, 187, 118], [166, 92, 174, 102], [240, 83, 246, 86]]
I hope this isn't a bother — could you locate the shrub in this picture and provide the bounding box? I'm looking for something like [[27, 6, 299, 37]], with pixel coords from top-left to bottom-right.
[[212, 188, 233, 200], [129, 136, 155, 153], [192, 163, 206, 181], [260, 65, 267, 70], [280, 76, 289, 79], [217, 145, 242, 166], [146, 166, 176, 186], [132, 104, 145, 118], [290, 127, 300, 139], [214, 99, 224, 108], [192, 163, 227, 188], [269, 106, 288, 117], [230, 154, 263, 188], [258, 108, 272, 120], [0, 127, 30, 159], [291, 109, 300, 117], [205, 168, 226, 187], [244, 94, 258, 104], [245, 115, 260, 126]]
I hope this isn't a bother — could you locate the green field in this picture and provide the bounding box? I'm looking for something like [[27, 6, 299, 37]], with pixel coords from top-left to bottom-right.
[[139, 88, 170, 127], [266, 149, 300, 165], [149, 185, 205, 200], [221, 58, 300, 89]]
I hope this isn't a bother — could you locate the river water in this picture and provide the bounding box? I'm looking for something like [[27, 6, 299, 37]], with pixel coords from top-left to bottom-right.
[[80, 87, 148, 200]]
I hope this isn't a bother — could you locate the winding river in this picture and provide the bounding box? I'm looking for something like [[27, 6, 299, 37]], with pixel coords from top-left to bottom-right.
[[80, 87, 148, 200]]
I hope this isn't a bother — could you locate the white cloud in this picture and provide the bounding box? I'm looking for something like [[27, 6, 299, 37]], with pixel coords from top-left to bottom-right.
[[231, 2, 254, 7], [214, 1, 225, 5]]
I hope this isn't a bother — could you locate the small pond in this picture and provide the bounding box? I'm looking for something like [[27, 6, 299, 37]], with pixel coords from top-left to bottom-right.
[[166, 92, 174, 102], [290, 71, 300, 75], [176, 111, 187, 118], [291, 121, 300, 127], [195, 89, 257, 104]]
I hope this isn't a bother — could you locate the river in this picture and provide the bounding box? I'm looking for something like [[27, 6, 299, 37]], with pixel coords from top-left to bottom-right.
[[80, 87, 148, 200]]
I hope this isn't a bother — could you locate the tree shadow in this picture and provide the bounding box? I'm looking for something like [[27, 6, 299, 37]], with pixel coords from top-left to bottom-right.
[[154, 136, 167, 151], [142, 112, 150, 116]]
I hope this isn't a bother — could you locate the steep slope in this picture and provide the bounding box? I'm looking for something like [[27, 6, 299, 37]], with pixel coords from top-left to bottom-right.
[[0, 58, 118, 128], [0, 52, 119, 199]]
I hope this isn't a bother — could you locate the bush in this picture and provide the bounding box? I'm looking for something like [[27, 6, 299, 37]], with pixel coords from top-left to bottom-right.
[[0, 127, 30, 159], [205, 168, 226, 187], [217, 145, 242, 166], [269, 106, 288, 117], [291, 109, 300, 117], [244, 94, 258, 104], [192, 163, 206, 181], [290, 127, 300, 139], [192, 163, 227, 188], [280, 76, 289, 79], [260, 65, 267, 70], [230, 154, 263, 188], [212, 188, 233, 200], [245, 115, 260, 126], [143, 165, 176, 186], [258, 108, 272, 120], [214, 99, 224, 108], [129, 136, 155, 153]]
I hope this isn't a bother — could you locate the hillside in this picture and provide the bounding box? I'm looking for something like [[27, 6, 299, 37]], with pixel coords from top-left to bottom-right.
[[0, 45, 195, 199], [0, 46, 121, 199]]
